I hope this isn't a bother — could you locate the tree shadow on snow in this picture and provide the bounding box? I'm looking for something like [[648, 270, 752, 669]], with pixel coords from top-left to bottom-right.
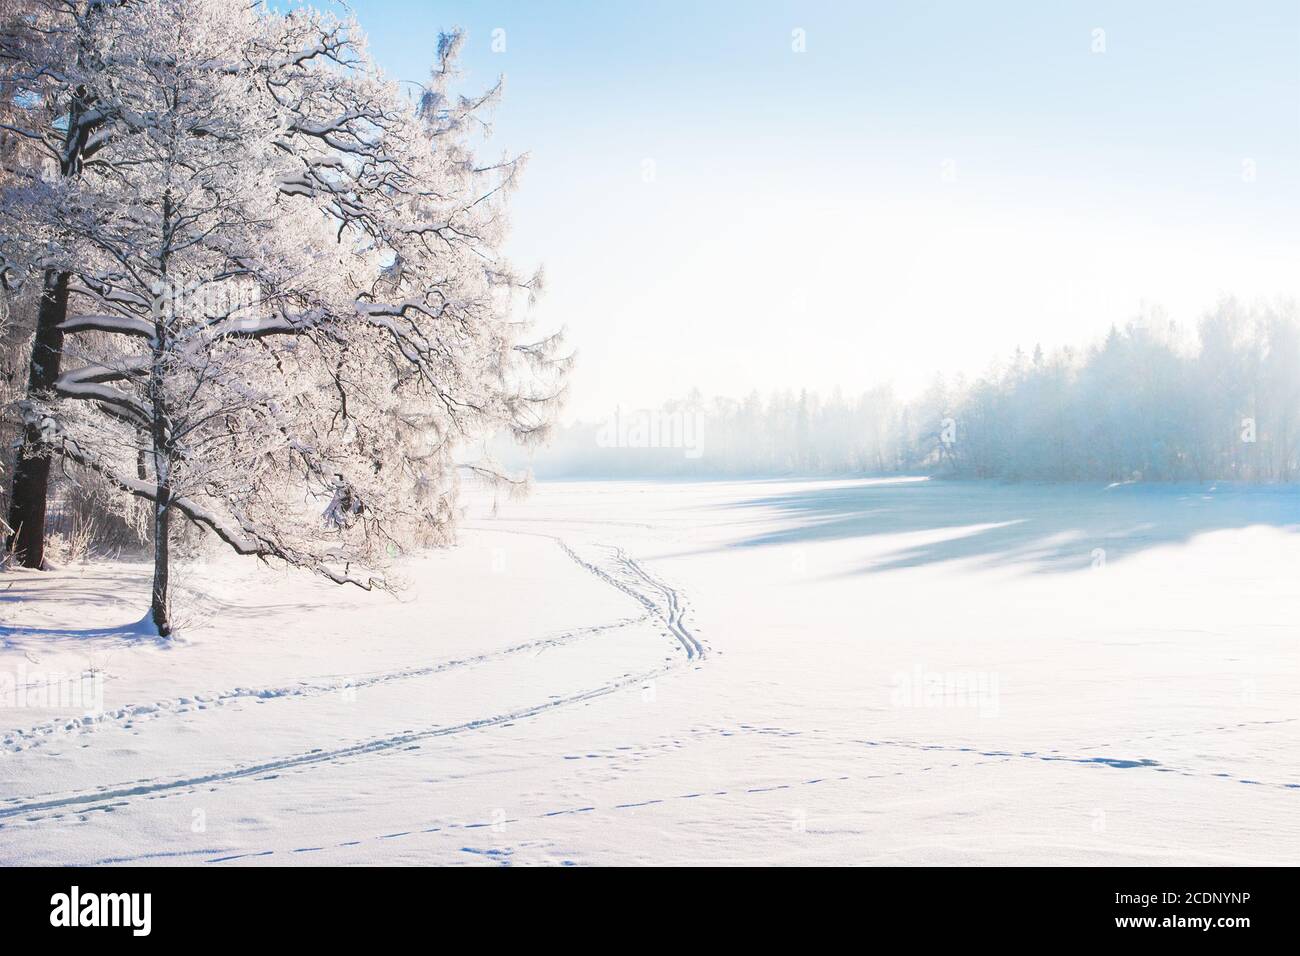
[[0, 613, 168, 649], [711, 477, 1300, 575]]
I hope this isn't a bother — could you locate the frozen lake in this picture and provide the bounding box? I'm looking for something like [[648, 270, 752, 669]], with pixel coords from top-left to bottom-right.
[[2, 478, 1298, 864]]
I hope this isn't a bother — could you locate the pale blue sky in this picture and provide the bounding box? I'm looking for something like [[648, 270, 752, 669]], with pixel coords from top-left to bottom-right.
[[347, 1, 1300, 419]]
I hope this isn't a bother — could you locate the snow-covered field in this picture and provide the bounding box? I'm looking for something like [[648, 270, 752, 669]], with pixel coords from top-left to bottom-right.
[[2, 477, 1298, 865]]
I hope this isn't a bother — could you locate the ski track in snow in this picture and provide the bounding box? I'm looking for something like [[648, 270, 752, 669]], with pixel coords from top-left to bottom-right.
[[612, 546, 705, 660], [1, 613, 650, 754], [185, 726, 1298, 864], [467, 525, 706, 661], [0, 661, 677, 826], [0, 535, 706, 826]]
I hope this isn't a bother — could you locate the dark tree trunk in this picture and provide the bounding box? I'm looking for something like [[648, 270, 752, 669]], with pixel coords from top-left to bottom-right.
[[148, 318, 172, 636], [149, 191, 174, 637], [150, 494, 171, 636], [6, 270, 70, 568]]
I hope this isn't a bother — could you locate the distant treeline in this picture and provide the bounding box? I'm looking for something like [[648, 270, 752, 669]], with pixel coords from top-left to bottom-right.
[[503, 299, 1300, 482]]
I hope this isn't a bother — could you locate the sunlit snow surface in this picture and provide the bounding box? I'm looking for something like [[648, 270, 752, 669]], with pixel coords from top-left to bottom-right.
[[2, 478, 1298, 865]]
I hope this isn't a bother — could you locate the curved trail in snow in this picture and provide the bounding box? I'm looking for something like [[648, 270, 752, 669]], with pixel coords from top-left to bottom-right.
[[1, 614, 649, 754], [0, 532, 707, 824], [0, 662, 675, 823], [466, 525, 707, 661], [612, 546, 704, 660]]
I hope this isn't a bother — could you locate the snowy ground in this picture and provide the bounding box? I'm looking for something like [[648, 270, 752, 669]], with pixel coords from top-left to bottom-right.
[[2, 477, 1298, 865]]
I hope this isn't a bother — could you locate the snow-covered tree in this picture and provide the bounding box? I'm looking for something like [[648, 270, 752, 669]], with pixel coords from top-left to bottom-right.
[[1, 0, 566, 632], [0, 0, 123, 567]]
